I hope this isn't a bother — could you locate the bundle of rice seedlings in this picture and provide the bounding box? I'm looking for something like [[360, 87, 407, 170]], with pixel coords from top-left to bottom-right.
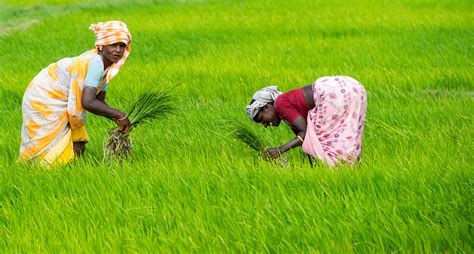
[[103, 91, 174, 161], [232, 121, 266, 152], [230, 120, 288, 167]]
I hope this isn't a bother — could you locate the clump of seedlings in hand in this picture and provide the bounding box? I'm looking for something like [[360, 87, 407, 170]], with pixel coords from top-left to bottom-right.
[[231, 120, 288, 167], [104, 91, 174, 161]]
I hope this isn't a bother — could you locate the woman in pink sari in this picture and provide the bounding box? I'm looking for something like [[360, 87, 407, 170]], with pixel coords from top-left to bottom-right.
[[246, 76, 367, 166]]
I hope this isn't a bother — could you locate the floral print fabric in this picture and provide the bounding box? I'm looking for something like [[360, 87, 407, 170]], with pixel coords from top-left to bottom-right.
[[302, 76, 367, 166]]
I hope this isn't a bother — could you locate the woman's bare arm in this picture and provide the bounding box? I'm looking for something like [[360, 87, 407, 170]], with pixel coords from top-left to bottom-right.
[[264, 116, 307, 159], [279, 116, 306, 152], [81, 87, 131, 131], [82, 87, 122, 120]]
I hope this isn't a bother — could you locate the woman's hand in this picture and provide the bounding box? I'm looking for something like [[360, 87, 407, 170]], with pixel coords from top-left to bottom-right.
[[115, 113, 131, 132], [262, 147, 282, 160]]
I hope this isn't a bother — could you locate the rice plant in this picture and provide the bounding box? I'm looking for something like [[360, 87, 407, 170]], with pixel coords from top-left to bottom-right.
[[230, 120, 288, 167], [103, 91, 174, 160], [231, 120, 266, 152]]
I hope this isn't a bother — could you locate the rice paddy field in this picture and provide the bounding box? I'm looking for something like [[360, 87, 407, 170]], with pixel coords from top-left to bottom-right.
[[0, 0, 473, 252]]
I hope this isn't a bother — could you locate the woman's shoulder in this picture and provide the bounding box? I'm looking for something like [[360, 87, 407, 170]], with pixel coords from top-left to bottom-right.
[[88, 54, 104, 71], [90, 54, 103, 64], [275, 87, 308, 111], [275, 90, 291, 108]]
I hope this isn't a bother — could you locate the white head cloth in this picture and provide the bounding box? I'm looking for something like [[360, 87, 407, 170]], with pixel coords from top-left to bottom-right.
[[245, 86, 282, 120]]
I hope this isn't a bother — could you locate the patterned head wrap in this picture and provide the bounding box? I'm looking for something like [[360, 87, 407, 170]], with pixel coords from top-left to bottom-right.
[[245, 86, 282, 121], [89, 20, 132, 80]]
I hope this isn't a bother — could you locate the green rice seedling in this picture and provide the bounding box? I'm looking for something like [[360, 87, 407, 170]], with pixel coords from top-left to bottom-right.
[[103, 91, 174, 160], [231, 120, 266, 152], [230, 120, 288, 167]]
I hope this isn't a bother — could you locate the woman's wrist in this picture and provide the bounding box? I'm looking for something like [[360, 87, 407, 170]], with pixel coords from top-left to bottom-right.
[[113, 110, 126, 121], [116, 114, 127, 121], [279, 146, 287, 153]]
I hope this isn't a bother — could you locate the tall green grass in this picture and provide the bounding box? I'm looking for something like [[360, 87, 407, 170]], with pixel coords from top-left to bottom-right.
[[0, 0, 472, 252]]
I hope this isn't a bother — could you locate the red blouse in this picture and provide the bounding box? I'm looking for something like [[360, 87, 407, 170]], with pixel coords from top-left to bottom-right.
[[274, 88, 309, 123]]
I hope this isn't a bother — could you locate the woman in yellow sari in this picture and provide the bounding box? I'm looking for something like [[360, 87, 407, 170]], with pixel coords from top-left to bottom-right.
[[19, 21, 132, 166]]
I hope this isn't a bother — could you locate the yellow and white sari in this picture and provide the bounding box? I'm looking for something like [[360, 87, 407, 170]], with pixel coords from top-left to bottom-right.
[[19, 21, 132, 166]]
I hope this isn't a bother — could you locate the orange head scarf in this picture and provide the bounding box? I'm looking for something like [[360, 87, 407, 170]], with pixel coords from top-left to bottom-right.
[[89, 20, 132, 81]]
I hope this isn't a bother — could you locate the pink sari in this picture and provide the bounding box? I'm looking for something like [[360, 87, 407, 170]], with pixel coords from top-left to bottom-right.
[[302, 76, 367, 166]]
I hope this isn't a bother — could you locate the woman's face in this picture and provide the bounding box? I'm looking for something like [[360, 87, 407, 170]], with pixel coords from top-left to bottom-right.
[[101, 42, 127, 64], [254, 104, 281, 128]]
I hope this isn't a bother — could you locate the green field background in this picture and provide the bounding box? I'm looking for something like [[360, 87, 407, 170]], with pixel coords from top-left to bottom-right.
[[0, 0, 472, 252]]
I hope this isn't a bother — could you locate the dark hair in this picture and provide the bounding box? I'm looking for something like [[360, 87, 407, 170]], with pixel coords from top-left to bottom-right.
[[249, 99, 255, 105]]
